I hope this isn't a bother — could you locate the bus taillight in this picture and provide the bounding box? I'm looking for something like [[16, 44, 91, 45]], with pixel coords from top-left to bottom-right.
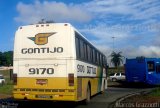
[[68, 73, 74, 86], [13, 74, 17, 85]]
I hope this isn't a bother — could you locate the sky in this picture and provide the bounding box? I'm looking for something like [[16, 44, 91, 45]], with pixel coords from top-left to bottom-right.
[[0, 0, 160, 59]]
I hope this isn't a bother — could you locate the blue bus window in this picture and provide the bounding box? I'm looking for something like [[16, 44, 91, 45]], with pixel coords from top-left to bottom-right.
[[156, 65, 160, 73], [147, 61, 155, 72]]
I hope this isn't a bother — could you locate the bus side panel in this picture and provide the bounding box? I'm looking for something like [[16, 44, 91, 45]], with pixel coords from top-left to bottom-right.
[[75, 60, 105, 101], [97, 66, 103, 92], [146, 59, 160, 85], [100, 67, 107, 91]]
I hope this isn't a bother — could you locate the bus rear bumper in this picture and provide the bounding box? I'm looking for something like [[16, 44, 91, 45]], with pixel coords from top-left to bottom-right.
[[13, 93, 76, 101]]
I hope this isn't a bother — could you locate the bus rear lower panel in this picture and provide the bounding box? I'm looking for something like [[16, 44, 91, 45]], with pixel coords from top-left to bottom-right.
[[13, 77, 77, 101], [13, 91, 76, 101]]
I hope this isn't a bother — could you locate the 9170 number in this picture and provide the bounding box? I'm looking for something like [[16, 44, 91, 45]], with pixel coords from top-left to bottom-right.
[[29, 68, 54, 75]]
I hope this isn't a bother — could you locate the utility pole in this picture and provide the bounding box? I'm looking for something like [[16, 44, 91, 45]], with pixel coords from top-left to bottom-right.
[[112, 36, 116, 52]]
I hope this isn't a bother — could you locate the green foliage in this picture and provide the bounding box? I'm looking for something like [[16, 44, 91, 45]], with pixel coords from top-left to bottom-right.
[[0, 51, 13, 66], [0, 85, 13, 94], [0, 70, 13, 94], [0, 70, 13, 84], [110, 51, 124, 68], [150, 87, 160, 96]]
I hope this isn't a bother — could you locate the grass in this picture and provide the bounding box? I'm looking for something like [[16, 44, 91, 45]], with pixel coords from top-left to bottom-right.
[[0, 70, 10, 77], [0, 70, 13, 95], [149, 87, 160, 97], [0, 84, 13, 94], [121, 87, 160, 103]]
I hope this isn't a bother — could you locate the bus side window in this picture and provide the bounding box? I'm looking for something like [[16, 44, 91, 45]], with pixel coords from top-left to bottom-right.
[[156, 64, 160, 73], [80, 39, 84, 60], [147, 61, 155, 72], [95, 51, 97, 64], [100, 54, 102, 66], [96, 52, 99, 65], [102, 56, 106, 67], [83, 42, 87, 60], [92, 49, 96, 64], [87, 45, 91, 62], [75, 37, 80, 59], [90, 47, 93, 63]]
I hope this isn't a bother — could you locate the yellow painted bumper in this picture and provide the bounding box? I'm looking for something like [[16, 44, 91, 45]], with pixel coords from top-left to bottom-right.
[[13, 92, 76, 101]]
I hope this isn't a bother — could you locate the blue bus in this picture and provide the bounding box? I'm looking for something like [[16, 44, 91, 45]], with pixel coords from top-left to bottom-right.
[[125, 57, 160, 85]]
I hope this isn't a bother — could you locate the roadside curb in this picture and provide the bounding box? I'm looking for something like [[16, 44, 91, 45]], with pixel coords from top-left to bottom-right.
[[108, 90, 152, 108]]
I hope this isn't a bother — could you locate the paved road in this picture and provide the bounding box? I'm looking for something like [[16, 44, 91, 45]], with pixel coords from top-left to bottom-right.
[[0, 86, 154, 108], [77, 87, 153, 108]]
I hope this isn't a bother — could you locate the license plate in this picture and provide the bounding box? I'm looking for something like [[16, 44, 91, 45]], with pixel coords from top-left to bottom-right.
[[36, 95, 52, 99], [36, 79, 48, 85]]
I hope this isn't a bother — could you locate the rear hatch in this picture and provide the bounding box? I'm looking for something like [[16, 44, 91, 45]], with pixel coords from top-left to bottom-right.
[[16, 59, 67, 89], [126, 59, 146, 82]]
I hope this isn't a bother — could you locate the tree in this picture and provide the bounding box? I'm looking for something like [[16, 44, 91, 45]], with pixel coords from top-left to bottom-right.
[[0, 52, 2, 65], [3, 51, 13, 66], [110, 51, 124, 68], [1, 53, 6, 66], [0, 51, 13, 66]]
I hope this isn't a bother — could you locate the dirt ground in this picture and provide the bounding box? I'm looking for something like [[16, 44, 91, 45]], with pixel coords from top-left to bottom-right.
[[123, 94, 160, 103], [0, 94, 12, 99]]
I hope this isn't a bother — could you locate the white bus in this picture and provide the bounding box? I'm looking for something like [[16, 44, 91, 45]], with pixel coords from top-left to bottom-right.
[[13, 23, 107, 103]]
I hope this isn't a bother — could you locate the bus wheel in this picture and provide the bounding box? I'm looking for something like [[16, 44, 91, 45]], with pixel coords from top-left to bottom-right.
[[84, 85, 91, 105]]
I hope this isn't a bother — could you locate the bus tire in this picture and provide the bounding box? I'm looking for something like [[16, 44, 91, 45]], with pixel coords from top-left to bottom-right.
[[84, 85, 91, 105]]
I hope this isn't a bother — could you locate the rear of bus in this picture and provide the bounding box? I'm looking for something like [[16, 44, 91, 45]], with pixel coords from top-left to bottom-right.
[[13, 23, 76, 101], [125, 58, 147, 83]]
